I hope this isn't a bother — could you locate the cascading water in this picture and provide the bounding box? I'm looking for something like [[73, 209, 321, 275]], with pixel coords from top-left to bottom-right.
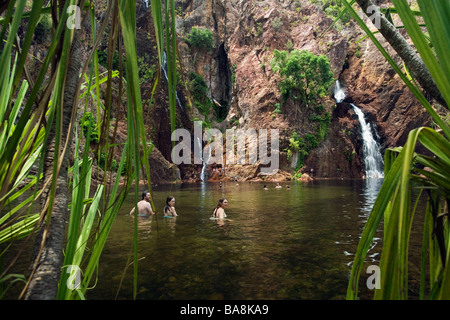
[[334, 80, 384, 178], [162, 52, 183, 111], [351, 104, 384, 178], [334, 80, 346, 103], [201, 145, 211, 182], [196, 136, 210, 182]]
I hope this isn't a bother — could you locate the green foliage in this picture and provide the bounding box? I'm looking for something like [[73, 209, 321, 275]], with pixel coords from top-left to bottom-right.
[[0, 274, 26, 299], [309, 0, 351, 24], [310, 109, 331, 141], [288, 132, 301, 152], [273, 103, 282, 114], [286, 40, 294, 52], [0, 1, 44, 263], [189, 72, 212, 117], [1, 0, 168, 301], [231, 64, 237, 86], [271, 17, 283, 30], [286, 111, 331, 169], [305, 134, 319, 149], [286, 132, 309, 169], [79, 112, 99, 143], [98, 50, 124, 74], [229, 117, 239, 127], [189, 72, 208, 99], [270, 49, 334, 106], [188, 72, 227, 122], [256, 22, 263, 36], [98, 151, 126, 175], [324, 1, 351, 24], [185, 27, 213, 50], [137, 55, 156, 85]]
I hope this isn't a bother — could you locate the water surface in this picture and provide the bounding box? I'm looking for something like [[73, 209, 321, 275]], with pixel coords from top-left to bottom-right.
[[87, 179, 385, 300]]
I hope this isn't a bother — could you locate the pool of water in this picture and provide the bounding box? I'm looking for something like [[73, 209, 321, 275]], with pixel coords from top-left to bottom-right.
[[86, 179, 385, 300]]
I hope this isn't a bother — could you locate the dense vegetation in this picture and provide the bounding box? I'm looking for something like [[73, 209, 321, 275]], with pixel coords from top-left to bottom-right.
[[270, 49, 334, 106], [185, 27, 214, 50], [0, 0, 176, 300], [270, 49, 333, 170]]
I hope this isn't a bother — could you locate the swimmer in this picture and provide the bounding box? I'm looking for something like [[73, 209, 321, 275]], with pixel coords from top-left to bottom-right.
[[275, 183, 282, 189], [130, 192, 155, 217], [211, 198, 228, 220], [164, 196, 178, 217], [263, 185, 268, 191]]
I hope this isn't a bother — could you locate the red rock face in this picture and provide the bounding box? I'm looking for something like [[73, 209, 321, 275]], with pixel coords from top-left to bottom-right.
[[340, 39, 431, 150], [133, 0, 431, 181]]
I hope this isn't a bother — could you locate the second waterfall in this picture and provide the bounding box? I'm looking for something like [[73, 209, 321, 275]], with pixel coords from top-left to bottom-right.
[[335, 81, 384, 178], [351, 104, 385, 178]]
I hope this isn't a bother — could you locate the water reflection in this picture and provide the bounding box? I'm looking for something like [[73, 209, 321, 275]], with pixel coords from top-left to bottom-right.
[[361, 178, 384, 216], [362, 178, 384, 263], [163, 216, 177, 234], [134, 215, 153, 239], [3, 180, 393, 300], [332, 178, 383, 269]]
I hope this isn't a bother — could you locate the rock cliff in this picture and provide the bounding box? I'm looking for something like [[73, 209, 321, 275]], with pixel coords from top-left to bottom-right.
[[163, 0, 431, 181], [36, 0, 431, 183]]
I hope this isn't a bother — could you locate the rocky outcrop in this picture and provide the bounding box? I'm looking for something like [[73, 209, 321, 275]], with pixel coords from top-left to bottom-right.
[[139, 0, 431, 181], [302, 102, 365, 178], [340, 39, 432, 150], [91, 120, 181, 184], [148, 146, 182, 183]]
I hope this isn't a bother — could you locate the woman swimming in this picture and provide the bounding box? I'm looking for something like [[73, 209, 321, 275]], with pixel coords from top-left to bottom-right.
[[211, 198, 228, 220], [164, 196, 178, 217]]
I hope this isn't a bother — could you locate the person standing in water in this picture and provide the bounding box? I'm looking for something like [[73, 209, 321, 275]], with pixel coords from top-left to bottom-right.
[[164, 196, 178, 217], [130, 191, 155, 217], [211, 198, 228, 220]]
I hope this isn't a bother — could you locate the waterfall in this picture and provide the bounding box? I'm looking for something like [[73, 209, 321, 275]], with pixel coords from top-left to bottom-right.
[[162, 52, 183, 111], [351, 104, 385, 178], [196, 136, 210, 182], [200, 144, 211, 182], [334, 81, 384, 178], [196, 137, 204, 180], [334, 80, 346, 103]]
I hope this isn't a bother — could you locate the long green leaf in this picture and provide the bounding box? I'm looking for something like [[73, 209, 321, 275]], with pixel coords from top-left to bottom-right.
[[409, 0, 450, 108], [81, 144, 130, 295], [64, 185, 104, 300], [0, 213, 40, 244], [118, 0, 148, 299], [347, 142, 405, 299]]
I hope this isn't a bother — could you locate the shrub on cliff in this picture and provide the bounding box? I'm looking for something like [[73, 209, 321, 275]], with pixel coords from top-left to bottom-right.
[[189, 72, 213, 118], [185, 27, 213, 50], [270, 49, 334, 106]]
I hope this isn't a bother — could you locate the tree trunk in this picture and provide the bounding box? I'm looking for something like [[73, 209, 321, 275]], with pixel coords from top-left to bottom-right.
[[24, 38, 82, 300], [355, 0, 446, 107]]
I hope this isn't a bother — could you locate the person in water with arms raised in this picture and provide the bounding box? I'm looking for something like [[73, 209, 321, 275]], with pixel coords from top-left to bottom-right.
[[130, 191, 155, 217]]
